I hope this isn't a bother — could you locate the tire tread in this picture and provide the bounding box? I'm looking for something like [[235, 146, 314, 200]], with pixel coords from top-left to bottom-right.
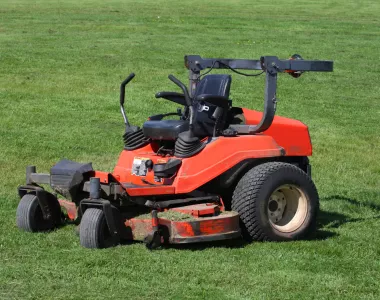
[[80, 208, 104, 249], [16, 194, 36, 232], [232, 162, 319, 242]]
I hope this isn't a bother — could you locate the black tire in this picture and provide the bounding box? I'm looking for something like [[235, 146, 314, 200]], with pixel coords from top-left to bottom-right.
[[16, 194, 58, 232], [80, 208, 115, 249], [232, 162, 319, 242]]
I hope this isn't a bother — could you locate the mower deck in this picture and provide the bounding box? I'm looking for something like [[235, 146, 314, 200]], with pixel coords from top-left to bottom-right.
[[125, 204, 240, 244], [59, 196, 240, 245]]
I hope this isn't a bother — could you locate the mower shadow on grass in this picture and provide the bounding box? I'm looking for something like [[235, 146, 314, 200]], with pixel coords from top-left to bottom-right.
[[318, 195, 380, 231], [313, 227, 338, 240], [161, 238, 249, 251], [323, 195, 380, 211], [117, 236, 248, 250]]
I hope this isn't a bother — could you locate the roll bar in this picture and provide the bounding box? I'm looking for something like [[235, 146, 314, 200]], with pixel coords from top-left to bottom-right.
[[184, 55, 333, 134]]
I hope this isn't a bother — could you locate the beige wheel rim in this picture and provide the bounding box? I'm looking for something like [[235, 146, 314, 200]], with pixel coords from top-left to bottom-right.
[[267, 184, 308, 233]]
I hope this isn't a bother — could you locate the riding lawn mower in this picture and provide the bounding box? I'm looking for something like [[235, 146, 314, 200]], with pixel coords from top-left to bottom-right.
[[16, 54, 333, 249]]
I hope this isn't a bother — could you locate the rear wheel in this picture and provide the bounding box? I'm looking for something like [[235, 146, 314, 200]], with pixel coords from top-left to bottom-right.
[[232, 162, 319, 241], [16, 194, 59, 232], [80, 208, 115, 249]]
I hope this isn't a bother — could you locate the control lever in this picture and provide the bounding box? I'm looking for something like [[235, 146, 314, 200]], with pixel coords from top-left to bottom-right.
[[168, 75, 192, 107], [120, 73, 135, 125]]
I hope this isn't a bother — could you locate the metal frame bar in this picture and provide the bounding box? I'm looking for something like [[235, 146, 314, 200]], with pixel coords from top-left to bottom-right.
[[185, 55, 333, 134], [185, 55, 333, 72], [30, 173, 50, 184], [144, 195, 220, 209]]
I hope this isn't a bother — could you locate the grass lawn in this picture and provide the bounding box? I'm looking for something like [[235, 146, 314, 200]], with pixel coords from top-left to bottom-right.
[[1, 0, 380, 299]]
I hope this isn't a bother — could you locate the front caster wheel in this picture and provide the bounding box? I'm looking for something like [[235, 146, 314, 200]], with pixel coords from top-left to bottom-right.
[[144, 230, 162, 250], [80, 208, 116, 249], [16, 194, 61, 232], [232, 162, 319, 242]]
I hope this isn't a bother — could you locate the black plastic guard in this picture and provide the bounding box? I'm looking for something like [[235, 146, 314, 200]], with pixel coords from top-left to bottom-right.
[[153, 159, 182, 178], [50, 159, 93, 201]]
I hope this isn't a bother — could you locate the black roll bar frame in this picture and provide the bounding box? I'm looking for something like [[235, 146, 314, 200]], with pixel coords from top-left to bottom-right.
[[184, 55, 333, 134]]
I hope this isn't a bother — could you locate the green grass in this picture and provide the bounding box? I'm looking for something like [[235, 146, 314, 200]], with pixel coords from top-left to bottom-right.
[[1, 0, 380, 299]]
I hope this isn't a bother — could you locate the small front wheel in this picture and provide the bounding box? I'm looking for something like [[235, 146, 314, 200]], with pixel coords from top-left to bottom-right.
[[232, 162, 319, 241], [16, 194, 58, 232], [80, 208, 115, 249]]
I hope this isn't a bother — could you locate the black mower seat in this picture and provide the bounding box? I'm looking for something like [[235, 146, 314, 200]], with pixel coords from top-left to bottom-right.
[[143, 119, 189, 140], [143, 74, 231, 141]]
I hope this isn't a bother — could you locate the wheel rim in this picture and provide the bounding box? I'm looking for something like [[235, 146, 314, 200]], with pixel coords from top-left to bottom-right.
[[267, 184, 308, 233]]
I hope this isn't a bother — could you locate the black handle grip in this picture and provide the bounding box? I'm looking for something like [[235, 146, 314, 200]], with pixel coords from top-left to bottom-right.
[[155, 91, 187, 106], [168, 74, 192, 106], [120, 73, 135, 106], [168, 74, 183, 88], [122, 73, 135, 86]]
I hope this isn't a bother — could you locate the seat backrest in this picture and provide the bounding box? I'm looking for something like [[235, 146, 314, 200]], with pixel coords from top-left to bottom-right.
[[193, 74, 231, 98], [192, 74, 232, 137]]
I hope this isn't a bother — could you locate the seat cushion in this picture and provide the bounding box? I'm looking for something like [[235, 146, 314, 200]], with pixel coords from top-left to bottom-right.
[[142, 120, 189, 140]]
